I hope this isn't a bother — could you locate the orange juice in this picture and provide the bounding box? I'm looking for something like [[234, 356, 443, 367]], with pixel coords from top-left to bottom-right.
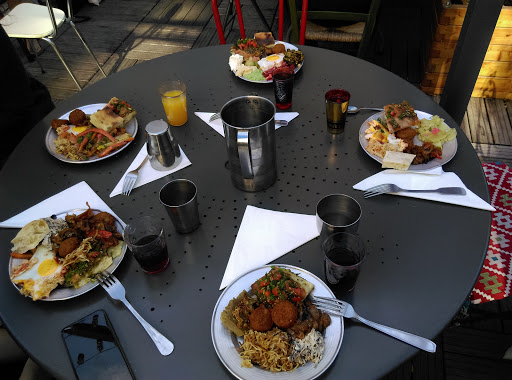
[[161, 89, 188, 126]]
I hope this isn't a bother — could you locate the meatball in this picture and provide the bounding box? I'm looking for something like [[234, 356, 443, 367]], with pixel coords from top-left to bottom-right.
[[271, 300, 298, 329], [51, 119, 69, 130], [249, 305, 273, 332], [272, 43, 286, 54], [69, 109, 86, 125], [58, 237, 80, 258]]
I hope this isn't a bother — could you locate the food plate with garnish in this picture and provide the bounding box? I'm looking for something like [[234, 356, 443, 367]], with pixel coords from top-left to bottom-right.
[[8, 208, 126, 301], [211, 264, 343, 380], [359, 103, 458, 171], [229, 32, 304, 83], [45, 99, 138, 164]]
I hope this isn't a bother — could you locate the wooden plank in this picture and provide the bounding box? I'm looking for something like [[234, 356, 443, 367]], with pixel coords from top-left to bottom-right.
[[435, 24, 512, 45], [421, 73, 512, 99], [443, 327, 512, 358], [444, 351, 512, 380], [424, 41, 512, 62], [466, 98, 493, 144], [426, 59, 512, 77], [460, 111, 472, 140], [506, 99, 512, 124], [485, 99, 512, 145], [472, 143, 512, 161]]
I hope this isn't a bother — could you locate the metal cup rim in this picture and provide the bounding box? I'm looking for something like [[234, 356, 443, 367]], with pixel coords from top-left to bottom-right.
[[220, 95, 276, 130], [316, 193, 361, 228], [159, 179, 197, 208]]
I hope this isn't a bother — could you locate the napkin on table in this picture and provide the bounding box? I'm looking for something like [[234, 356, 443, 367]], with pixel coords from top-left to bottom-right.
[[219, 205, 319, 290], [353, 168, 495, 211], [0, 181, 123, 228], [194, 112, 299, 137], [110, 143, 191, 197]]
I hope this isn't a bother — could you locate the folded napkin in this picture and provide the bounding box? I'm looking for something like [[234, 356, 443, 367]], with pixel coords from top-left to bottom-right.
[[0, 181, 123, 228], [110, 143, 191, 197], [353, 168, 495, 211], [194, 112, 299, 137], [219, 205, 319, 289]]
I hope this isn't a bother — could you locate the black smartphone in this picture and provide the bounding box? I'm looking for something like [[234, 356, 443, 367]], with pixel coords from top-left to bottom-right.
[[61, 309, 135, 380]]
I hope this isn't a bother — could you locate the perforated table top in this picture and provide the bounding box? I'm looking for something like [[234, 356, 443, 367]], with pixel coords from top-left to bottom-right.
[[0, 45, 491, 379]]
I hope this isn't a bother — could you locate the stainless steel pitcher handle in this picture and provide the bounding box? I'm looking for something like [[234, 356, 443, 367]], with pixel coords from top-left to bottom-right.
[[237, 130, 253, 179]]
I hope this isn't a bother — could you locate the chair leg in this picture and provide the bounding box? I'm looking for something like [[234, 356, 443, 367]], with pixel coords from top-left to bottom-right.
[[28, 40, 46, 74], [68, 20, 107, 77], [41, 37, 82, 90]]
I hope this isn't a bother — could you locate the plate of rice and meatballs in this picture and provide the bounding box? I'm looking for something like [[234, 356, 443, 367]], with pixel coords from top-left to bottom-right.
[[359, 100, 458, 171], [211, 265, 343, 380]]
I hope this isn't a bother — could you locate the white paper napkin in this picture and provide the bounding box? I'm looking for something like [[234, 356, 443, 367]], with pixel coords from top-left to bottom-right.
[[0, 181, 124, 228], [353, 168, 495, 211], [194, 112, 299, 137], [219, 205, 319, 289], [110, 143, 192, 197]]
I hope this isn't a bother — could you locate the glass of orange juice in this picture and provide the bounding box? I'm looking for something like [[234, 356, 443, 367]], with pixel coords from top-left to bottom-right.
[[158, 80, 188, 126]]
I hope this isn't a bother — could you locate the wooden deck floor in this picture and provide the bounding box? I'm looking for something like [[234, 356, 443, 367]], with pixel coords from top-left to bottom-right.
[[3, 0, 512, 379]]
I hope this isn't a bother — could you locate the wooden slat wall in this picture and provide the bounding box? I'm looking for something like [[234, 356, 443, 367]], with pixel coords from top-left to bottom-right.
[[420, 3, 512, 99]]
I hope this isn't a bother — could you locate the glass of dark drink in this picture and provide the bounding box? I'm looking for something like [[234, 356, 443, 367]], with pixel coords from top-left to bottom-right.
[[272, 67, 294, 110], [325, 89, 350, 134], [123, 216, 169, 274], [322, 232, 367, 296]]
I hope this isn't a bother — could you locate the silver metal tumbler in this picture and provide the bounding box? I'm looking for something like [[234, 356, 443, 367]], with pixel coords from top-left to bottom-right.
[[145, 119, 182, 171], [159, 179, 200, 234]]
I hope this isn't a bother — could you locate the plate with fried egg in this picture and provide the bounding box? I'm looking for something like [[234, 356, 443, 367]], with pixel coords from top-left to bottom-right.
[[45, 103, 138, 164], [359, 110, 458, 171], [229, 41, 304, 83], [8, 209, 127, 301]]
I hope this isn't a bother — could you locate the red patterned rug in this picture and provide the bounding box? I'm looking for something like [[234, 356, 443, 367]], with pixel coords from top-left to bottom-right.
[[471, 163, 512, 304]]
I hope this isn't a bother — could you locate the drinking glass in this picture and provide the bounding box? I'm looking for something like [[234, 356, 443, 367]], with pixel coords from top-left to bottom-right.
[[325, 89, 350, 134], [272, 67, 294, 110], [323, 232, 367, 296], [123, 216, 169, 274], [159, 80, 188, 126]]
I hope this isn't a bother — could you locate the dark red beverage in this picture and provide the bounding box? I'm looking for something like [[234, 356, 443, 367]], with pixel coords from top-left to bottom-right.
[[273, 68, 294, 110], [324, 247, 361, 296], [133, 235, 169, 274]]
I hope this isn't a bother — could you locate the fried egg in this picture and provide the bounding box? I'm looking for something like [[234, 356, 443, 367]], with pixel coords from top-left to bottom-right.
[[257, 53, 284, 72], [68, 125, 89, 136], [10, 245, 64, 301]]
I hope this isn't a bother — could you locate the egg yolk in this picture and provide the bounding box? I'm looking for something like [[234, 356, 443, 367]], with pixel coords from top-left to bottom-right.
[[72, 126, 88, 133], [38, 259, 59, 276], [267, 55, 280, 61]]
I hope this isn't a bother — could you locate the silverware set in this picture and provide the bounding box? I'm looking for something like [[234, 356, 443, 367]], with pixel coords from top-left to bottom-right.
[[311, 296, 437, 352], [363, 183, 466, 198], [96, 271, 174, 356]]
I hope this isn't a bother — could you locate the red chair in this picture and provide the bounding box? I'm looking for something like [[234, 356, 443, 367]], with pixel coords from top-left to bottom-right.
[[211, 0, 285, 44]]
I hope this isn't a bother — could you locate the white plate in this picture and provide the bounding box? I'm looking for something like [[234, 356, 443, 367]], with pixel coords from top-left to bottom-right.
[[9, 209, 126, 301], [231, 41, 304, 84], [359, 110, 458, 171], [211, 264, 343, 380], [45, 103, 138, 164]]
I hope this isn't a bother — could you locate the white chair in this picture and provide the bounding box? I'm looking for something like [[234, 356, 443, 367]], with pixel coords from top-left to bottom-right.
[[0, 0, 106, 90]]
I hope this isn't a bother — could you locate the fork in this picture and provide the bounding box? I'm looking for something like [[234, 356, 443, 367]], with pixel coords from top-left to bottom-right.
[[96, 271, 174, 356], [209, 112, 289, 126], [363, 183, 466, 198], [311, 296, 436, 352], [122, 155, 149, 196]]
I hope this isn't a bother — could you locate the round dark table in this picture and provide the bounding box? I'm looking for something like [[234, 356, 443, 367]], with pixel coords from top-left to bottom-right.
[[0, 45, 491, 379]]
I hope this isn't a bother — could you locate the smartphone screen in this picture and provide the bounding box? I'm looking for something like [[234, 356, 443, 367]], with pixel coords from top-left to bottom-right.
[[61, 309, 135, 380]]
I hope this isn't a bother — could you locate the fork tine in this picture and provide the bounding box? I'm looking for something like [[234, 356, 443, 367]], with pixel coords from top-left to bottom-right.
[[122, 177, 136, 196], [364, 191, 383, 198], [125, 179, 136, 196]]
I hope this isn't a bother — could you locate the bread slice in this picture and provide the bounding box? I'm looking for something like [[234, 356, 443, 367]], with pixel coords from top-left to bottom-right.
[[382, 151, 416, 170], [254, 32, 275, 46], [90, 97, 136, 133]]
